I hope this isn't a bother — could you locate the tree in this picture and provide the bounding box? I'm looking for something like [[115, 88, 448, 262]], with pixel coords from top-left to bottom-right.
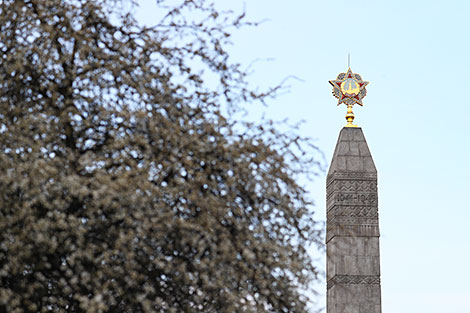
[[0, 1, 322, 312]]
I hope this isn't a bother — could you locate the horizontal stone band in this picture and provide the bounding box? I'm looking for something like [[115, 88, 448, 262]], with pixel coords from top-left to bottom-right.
[[327, 172, 377, 184], [326, 224, 380, 242], [327, 275, 381, 290]]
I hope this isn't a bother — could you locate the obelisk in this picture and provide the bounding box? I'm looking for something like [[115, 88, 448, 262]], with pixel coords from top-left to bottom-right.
[[326, 69, 382, 313]]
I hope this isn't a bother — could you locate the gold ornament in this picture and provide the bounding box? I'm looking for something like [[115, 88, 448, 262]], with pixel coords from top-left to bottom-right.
[[329, 68, 369, 127]]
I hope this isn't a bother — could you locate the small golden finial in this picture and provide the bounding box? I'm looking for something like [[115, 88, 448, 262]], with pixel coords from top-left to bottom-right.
[[329, 68, 369, 127]]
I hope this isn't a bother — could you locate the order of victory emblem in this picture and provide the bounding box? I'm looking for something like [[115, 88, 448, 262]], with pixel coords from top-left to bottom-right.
[[329, 68, 369, 127]]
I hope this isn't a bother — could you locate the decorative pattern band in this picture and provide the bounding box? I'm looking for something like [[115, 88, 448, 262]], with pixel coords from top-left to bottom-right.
[[327, 275, 381, 290], [327, 179, 377, 194]]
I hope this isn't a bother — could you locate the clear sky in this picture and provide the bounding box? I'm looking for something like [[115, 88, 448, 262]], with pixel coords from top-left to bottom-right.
[[136, 1, 470, 312]]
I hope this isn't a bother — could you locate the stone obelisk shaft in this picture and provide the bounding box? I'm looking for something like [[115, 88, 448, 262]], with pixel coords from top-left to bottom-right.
[[326, 127, 382, 313]]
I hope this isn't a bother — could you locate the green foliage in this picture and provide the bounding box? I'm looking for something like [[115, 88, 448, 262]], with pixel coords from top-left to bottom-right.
[[0, 0, 322, 312]]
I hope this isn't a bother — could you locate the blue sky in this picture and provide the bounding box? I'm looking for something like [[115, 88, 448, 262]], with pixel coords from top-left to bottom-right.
[[136, 1, 470, 312]]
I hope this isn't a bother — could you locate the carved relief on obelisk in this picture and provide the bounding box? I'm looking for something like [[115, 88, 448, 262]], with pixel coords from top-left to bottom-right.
[[326, 69, 381, 313]]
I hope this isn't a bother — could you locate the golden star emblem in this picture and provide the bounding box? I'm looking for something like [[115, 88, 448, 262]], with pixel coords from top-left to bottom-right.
[[329, 68, 369, 106], [329, 68, 369, 127]]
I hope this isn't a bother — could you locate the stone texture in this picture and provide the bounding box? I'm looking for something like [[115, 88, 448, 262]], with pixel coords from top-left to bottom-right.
[[326, 127, 382, 313]]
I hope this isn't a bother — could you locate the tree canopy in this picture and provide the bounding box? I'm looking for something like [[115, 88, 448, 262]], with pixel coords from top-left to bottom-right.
[[0, 1, 322, 312]]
